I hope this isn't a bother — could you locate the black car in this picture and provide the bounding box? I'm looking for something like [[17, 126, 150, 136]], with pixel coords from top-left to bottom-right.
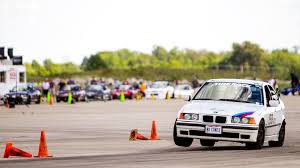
[[56, 85, 86, 102], [85, 85, 112, 101], [3, 84, 41, 107]]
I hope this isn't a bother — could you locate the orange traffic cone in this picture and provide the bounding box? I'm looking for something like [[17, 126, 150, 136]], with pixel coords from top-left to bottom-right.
[[129, 129, 149, 141], [49, 96, 53, 106], [3, 142, 12, 158], [3, 142, 33, 158], [35, 130, 52, 157], [149, 120, 160, 140], [10, 146, 33, 158]]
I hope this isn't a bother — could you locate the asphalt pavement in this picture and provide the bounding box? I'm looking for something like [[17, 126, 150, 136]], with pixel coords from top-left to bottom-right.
[[0, 97, 299, 168]]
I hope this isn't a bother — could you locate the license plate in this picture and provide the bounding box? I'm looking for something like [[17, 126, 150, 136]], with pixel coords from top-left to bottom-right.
[[205, 125, 222, 134]]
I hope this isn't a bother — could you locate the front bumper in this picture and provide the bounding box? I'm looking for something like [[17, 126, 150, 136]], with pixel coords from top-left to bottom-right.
[[145, 92, 166, 99], [176, 120, 259, 142]]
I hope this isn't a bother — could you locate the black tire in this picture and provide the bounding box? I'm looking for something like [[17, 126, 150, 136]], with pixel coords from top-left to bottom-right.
[[63, 98, 68, 102], [35, 96, 41, 104], [173, 121, 193, 147], [269, 121, 285, 147], [56, 97, 61, 103], [246, 120, 265, 150], [26, 96, 31, 105], [200, 139, 215, 147]]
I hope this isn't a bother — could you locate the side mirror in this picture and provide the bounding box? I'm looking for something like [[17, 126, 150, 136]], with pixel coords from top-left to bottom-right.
[[269, 100, 279, 107], [184, 95, 191, 101]]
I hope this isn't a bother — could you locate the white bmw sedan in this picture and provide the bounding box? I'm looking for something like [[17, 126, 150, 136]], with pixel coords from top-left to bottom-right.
[[174, 79, 285, 149]]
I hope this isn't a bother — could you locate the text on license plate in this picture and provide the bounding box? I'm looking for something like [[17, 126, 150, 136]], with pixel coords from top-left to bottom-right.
[[205, 126, 222, 134]]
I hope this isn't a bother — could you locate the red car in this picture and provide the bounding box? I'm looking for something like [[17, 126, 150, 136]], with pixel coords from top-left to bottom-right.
[[112, 85, 137, 99]]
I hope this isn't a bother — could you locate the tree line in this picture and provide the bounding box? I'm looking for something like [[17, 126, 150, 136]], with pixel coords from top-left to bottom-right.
[[25, 41, 300, 81]]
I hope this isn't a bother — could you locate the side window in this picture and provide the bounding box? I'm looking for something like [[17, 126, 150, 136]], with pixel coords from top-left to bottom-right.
[[264, 86, 272, 106], [267, 85, 275, 94], [0, 71, 6, 83], [267, 85, 279, 101], [19, 72, 25, 83]]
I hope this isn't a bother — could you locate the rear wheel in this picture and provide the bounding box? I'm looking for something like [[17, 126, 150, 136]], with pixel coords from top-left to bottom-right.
[[246, 120, 265, 150], [200, 139, 215, 147], [269, 121, 285, 147], [173, 121, 193, 147]]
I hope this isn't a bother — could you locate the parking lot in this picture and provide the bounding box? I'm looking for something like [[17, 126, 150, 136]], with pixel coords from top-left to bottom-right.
[[0, 96, 300, 168]]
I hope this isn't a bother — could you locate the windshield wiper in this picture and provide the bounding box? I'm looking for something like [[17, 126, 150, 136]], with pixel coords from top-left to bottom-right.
[[218, 99, 252, 103]]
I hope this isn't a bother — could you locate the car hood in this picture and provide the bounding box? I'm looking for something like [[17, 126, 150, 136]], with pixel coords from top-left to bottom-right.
[[182, 100, 264, 116]]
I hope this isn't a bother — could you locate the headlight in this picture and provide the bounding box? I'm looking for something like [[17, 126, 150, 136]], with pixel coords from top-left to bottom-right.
[[192, 114, 199, 120], [179, 113, 199, 120], [184, 114, 191, 120], [241, 118, 249, 124], [231, 117, 255, 124], [232, 117, 241, 123]]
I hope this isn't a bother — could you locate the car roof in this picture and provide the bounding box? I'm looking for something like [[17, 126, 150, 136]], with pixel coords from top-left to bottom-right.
[[206, 79, 268, 86]]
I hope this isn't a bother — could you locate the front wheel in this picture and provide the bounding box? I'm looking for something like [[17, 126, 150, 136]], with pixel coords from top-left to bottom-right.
[[246, 120, 265, 150], [269, 121, 285, 147], [200, 139, 215, 147], [173, 121, 193, 147], [35, 96, 41, 104]]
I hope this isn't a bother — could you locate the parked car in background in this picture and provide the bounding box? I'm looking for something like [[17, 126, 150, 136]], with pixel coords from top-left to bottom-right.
[[145, 81, 174, 99], [56, 85, 86, 102], [112, 84, 137, 99], [3, 84, 41, 106], [174, 84, 194, 99], [85, 85, 112, 101]]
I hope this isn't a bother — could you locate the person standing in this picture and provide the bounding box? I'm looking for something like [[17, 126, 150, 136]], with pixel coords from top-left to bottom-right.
[[49, 79, 55, 95], [42, 78, 50, 102], [290, 73, 299, 95]]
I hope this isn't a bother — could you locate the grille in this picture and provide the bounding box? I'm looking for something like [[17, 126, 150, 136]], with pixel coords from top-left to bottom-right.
[[215, 116, 227, 123], [203, 115, 213, 122]]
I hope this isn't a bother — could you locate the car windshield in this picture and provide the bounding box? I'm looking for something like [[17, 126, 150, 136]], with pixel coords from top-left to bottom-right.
[[193, 82, 264, 105], [119, 85, 131, 90], [151, 81, 168, 89], [71, 85, 81, 91], [175, 85, 190, 90], [86, 85, 103, 91], [11, 85, 28, 92]]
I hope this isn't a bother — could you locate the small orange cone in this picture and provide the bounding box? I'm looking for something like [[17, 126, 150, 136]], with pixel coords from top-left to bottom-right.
[[149, 120, 160, 140], [10, 146, 33, 158], [3, 142, 33, 158], [49, 96, 53, 106], [35, 130, 52, 157], [129, 129, 149, 141], [3, 142, 12, 158]]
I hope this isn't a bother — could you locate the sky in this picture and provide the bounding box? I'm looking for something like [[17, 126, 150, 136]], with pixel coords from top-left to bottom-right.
[[0, 0, 300, 64]]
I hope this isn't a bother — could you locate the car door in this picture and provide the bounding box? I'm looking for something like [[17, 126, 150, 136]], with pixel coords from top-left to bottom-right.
[[267, 85, 283, 134], [264, 85, 277, 136]]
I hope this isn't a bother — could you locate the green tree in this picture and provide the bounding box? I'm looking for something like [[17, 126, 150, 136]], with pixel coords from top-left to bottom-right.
[[227, 41, 265, 72]]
